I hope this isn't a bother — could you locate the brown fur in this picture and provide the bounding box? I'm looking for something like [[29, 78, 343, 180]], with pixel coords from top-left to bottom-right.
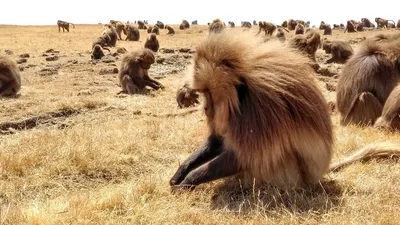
[[125, 25, 140, 41], [336, 39, 400, 126], [257, 21, 277, 36], [91, 44, 110, 60], [288, 29, 321, 61], [110, 20, 126, 40], [118, 49, 163, 94], [361, 18, 374, 28], [165, 25, 175, 35], [282, 19, 297, 30], [179, 20, 190, 30], [294, 23, 304, 35], [147, 26, 153, 34], [176, 83, 200, 108], [344, 20, 357, 33], [102, 24, 118, 47], [322, 40, 354, 63], [228, 21, 235, 28], [375, 17, 396, 29], [151, 25, 160, 35], [156, 21, 165, 29], [209, 19, 225, 34], [274, 27, 289, 42], [144, 33, 160, 52], [397, 20, 400, 29], [0, 56, 21, 97], [92, 35, 111, 49], [374, 85, 400, 130], [323, 24, 332, 35], [137, 21, 146, 29], [57, 20, 75, 32], [169, 31, 400, 191], [241, 21, 252, 28]]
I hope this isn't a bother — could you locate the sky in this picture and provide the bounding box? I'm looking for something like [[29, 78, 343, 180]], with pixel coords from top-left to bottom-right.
[[0, 0, 399, 26]]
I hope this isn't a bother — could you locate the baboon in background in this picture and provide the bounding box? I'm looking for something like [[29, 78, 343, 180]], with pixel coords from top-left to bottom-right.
[[319, 21, 326, 30], [344, 20, 357, 33], [176, 83, 200, 108], [0, 56, 21, 97], [165, 25, 175, 35], [288, 29, 321, 61], [92, 35, 112, 49], [110, 20, 127, 40], [209, 19, 225, 34], [321, 40, 353, 63], [125, 25, 140, 41], [257, 21, 277, 36], [274, 27, 289, 42], [137, 20, 146, 29], [397, 20, 400, 28], [241, 21, 252, 28], [180, 20, 190, 30], [322, 24, 332, 35], [192, 20, 198, 25], [282, 19, 297, 30], [102, 24, 118, 47], [57, 20, 75, 32], [169, 31, 400, 190], [336, 38, 400, 126], [361, 18, 374, 28], [118, 49, 163, 94], [91, 44, 110, 60], [156, 21, 165, 29], [228, 21, 235, 28], [147, 26, 153, 34], [151, 25, 160, 35], [388, 23, 396, 29], [144, 33, 160, 52], [253, 20, 257, 25], [374, 85, 400, 130], [375, 17, 396, 29], [295, 23, 304, 34]]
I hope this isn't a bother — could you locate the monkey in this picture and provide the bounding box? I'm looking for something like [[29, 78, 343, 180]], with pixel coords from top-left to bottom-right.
[[321, 40, 354, 64], [168, 31, 400, 190], [156, 21, 165, 29], [241, 21, 252, 28], [288, 29, 321, 62], [146, 26, 152, 34], [0, 56, 21, 97], [137, 20, 146, 29], [209, 19, 225, 34], [165, 25, 175, 35], [361, 18, 374, 28], [102, 24, 118, 47], [125, 25, 140, 41], [192, 20, 198, 25], [257, 21, 277, 36], [144, 33, 160, 52], [118, 49, 163, 94], [356, 23, 364, 32], [282, 19, 297, 30], [323, 24, 332, 35], [336, 38, 400, 126], [374, 84, 400, 130], [91, 44, 111, 60], [333, 24, 340, 29], [375, 17, 396, 29], [371, 32, 400, 42], [253, 20, 257, 26], [397, 20, 400, 29], [176, 83, 200, 108], [92, 35, 112, 49], [344, 20, 357, 33], [294, 23, 305, 34], [151, 25, 160, 35], [180, 20, 190, 30], [110, 20, 127, 40], [228, 21, 235, 28], [274, 27, 289, 43], [319, 21, 326, 30], [57, 20, 75, 32]]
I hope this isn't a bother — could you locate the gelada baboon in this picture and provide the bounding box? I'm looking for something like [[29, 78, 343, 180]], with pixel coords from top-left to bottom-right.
[[336, 38, 400, 126], [57, 20, 75, 32], [288, 29, 321, 61], [274, 27, 289, 43], [323, 24, 332, 35], [375, 17, 396, 29], [295, 23, 304, 34], [180, 20, 190, 30], [137, 20, 146, 29], [319, 21, 326, 30], [257, 21, 276, 36], [344, 20, 357, 33], [110, 20, 127, 40], [0, 56, 21, 97], [165, 25, 175, 35], [321, 40, 354, 64], [176, 83, 200, 108], [282, 19, 297, 30], [192, 20, 198, 25], [361, 18, 373, 28], [102, 24, 118, 47], [119, 49, 163, 94], [209, 19, 225, 34], [374, 84, 400, 130], [151, 24, 160, 35], [241, 21, 252, 28], [156, 20, 165, 29], [228, 21, 235, 28], [397, 20, 400, 28], [169, 31, 400, 190], [91, 44, 110, 60], [144, 33, 160, 52], [125, 25, 140, 41], [147, 26, 153, 34], [92, 35, 111, 49]]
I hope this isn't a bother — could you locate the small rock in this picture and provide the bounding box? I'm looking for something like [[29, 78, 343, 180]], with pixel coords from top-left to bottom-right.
[[156, 57, 166, 64], [116, 47, 127, 54], [4, 49, 13, 55], [45, 56, 59, 61], [19, 53, 30, 58], [17, 58, 27, 64], [38, 67, 58, 76], [160, 48, 175, 54], [45, 49, 60, 53], [99, 67, 119, 75], [178, 48, 191, 53], [326, 83, 336, 92], [100, 55, 116, 63]]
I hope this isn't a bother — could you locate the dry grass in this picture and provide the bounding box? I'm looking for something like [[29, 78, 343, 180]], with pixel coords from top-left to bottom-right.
[[1, 24, 400, 225]]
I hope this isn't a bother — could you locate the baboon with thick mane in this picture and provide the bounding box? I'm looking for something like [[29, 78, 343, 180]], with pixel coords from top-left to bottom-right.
[[288, 29, 321, 61], [102, 24, 118, 47], [57, 20, 75, 32], [125, 25, 140, 41], [336, 37, 400, 126], [118, 49, 163, 94], [321, 40, 353, 63], [165, 25, 175, 35], [257, 21, 277, 36], [176, 83, 200, 108], [169, 31, 400, 190], [180, 20, 190, 30], [344, 20, 357, 33], [295, 23, 304, 34], [375, 17, 396, 29], [156, 21, 165, 29], [144, 33, 160, 52], [374, 84, 400, 130], [0, 56, 21, 97], [361, 18, 374, 28], [110, 20, 127, 40], [274, 27, 289, 42], [137, 20, 146, 29], [209, 19, 225, 34], [151, 25, 160, 35], [228, 21, 235, 28]]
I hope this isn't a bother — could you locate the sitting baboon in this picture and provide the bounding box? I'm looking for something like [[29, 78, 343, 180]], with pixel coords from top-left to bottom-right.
[[361, 18, 374, 28], [192, 20, 198, 25], [102, 24, 118, 47], [319, 21, 326, 30], [125, 25, 140, 41], [336, 38, 400, 126], [228, 21, 235, 28], [344, 20, 357, 33], [209, 19, 225, 34], [282, 19, 297, 30], [253, 20, 257, 25], [137, 20, 146, 29], [156, 21, 165, 29], [374, 85, 400, 130], [274, 27, 289, 43], [288, 29, 321, 61], [92, 35, 112, 49], [0, 56, 21, 97], [169, 31, 400, 190], [180, 20, 190, 30], [295, 23, 305, 34], [241, 21, 252, 28], [257, 21, 277, 36], [110, 20, 127, 40], [321, 40, 354, 63], [176, 83, 200, 108], [305, 21, 311, 27], [165, 25, 175, 35], [333, 24, 341, 29], [151, 25, 160, 35], [356, 22, 364, 31], [119, 49, 163, 94], [91, 44, 110, 60], [322, 24, 332, 35], [375, 17, 396, 29], [57, 20, 75, 32], [144, 33, 160, 52]]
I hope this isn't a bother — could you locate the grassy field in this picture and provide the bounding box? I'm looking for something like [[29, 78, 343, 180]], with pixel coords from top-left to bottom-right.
[[0, 24, 399, 225]]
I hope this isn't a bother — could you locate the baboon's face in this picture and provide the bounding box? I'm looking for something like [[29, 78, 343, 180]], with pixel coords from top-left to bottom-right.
[[140, 52, 155, 69]]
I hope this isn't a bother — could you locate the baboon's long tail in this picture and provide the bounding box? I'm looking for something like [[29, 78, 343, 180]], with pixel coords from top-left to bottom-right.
[[330, 141, 400, 172]]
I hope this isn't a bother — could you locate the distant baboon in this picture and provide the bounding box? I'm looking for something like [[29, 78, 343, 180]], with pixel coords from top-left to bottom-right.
[[241, 21, 252, 28], [151, 25, 160, 35], [322, 24, 332, 35], [321, 40, 354, 63], [57, 20, 75, 32], [333, 24, 340, 29], [288, 29, 321, 61], [176, 83, 200, 108], [209, 19, 225, 34], [397, 20, 400, 28], [165, 25, 175, 35], [361, 18, 374, 28], [102, 24, 118, 47], [110, 20, 127, 40], [375, 17, 396, 29], [282, 19, 297, 30], [305, 21, 311, 27], [374, 85, 400, 130], [295, 23, 305, 34], [388, 23, 396, 29], [192, 20, 198, 25], [319, 21, 326, 30], [156, 21, 165, 29], [180, 20, 190, 30], [228, 21, 235, 28], [169, 31, 400, 190], [0, 56, 21, 97], [91, 44, 110, 60], [92, 35, 112, 49], [344, 20, 357, 33], [119, 49, 163, 94], [137, 20, 146, 29], [336, 38, 400, 126], [252, 20, 257, 25], [274, 27, 289, 43], [257, 21, 277, 36], [125, 25, 140, 41], [147, 26, 153, 33], [144, 33, 160, 52]]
